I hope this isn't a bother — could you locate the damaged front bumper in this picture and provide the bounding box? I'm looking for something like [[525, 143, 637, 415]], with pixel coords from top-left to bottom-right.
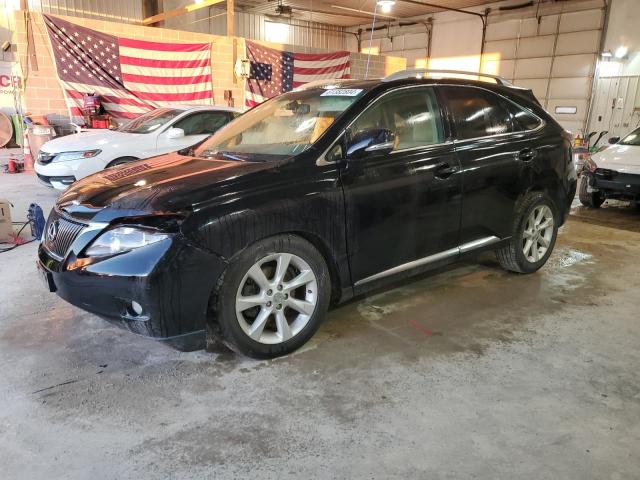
[[584, 169, 640, 201], [37, 226, 226, 351]]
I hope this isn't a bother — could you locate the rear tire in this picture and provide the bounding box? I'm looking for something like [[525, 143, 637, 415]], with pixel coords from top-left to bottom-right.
[[212, 234, 331, 359], [496, 191, 558, 274], [579, 175, 605, 208]]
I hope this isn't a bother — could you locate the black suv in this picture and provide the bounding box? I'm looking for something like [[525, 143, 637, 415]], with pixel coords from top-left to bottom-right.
[[38, 71, 577, 359]]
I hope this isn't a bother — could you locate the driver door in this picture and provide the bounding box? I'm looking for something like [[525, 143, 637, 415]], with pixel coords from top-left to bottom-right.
[[339, 86, 462, 287], [155, 111, 233, 154]]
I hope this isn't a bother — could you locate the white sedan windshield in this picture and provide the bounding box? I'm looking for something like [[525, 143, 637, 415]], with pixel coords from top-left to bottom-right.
[[195, 88, 363, 159], [620, 127, 640, 146], [117, 108, 183, 134]]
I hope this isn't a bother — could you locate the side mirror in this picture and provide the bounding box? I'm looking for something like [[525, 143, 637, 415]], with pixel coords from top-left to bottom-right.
[[346, 128, 395, 159], [166, 127, 185, 139], [608, 136, 620, 144]]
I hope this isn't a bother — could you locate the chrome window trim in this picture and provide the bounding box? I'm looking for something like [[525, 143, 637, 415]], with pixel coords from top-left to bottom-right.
[[439, 83, 546, 143], [316, 83, 545, 166], [354, 236, 501, 287], [316, 84, 446, 166]]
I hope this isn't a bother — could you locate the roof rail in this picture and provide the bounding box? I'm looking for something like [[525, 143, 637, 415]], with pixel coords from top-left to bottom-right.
[[383, 69, 513, 86]]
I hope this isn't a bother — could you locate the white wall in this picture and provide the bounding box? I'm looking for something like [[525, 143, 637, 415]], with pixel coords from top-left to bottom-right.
[[599, 0, 640, 77]]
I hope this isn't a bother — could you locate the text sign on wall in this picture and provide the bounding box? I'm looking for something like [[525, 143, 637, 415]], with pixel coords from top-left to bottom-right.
[[0, 61, 22, 115]]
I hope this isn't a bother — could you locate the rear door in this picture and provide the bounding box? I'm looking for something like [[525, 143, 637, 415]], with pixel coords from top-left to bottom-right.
[[441, 86, 537, 246], [340, 85, 463, 286]]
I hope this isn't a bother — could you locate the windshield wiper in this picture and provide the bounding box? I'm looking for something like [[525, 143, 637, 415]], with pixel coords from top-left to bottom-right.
[[219, 151, 246, 161]]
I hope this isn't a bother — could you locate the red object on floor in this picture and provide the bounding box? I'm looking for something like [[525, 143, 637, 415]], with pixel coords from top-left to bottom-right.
[[7, 158, 17, 173]]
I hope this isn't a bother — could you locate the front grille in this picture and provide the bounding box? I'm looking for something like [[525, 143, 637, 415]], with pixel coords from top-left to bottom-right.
[[37, 151, 56, 164], [42, 209, 87, 259]]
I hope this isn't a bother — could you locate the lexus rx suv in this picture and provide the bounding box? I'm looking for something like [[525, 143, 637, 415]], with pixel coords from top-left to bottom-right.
[[38, 71, 577, 359]]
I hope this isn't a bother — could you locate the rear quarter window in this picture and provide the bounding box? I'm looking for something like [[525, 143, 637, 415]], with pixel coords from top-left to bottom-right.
[[507, 102, 542, 132]]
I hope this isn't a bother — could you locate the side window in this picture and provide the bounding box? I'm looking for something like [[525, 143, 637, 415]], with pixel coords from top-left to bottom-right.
[[508, 103, 542, 132], [349, 87, 444, 151], [443, 87, 512, 140], [173, 112, 231, 136]]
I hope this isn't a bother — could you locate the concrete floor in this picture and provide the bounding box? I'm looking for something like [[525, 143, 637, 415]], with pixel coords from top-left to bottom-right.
[[1, 172, 639, 479]]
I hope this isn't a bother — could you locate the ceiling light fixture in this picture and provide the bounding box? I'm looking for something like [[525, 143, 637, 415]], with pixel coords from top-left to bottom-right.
[[377, 0, 396, 14], [601, 50, 613, 57], [614, 46, 628, 59]]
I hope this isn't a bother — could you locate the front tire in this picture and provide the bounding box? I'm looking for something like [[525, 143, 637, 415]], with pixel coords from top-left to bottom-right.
[[496, 192, 558, 274], [105, 156, 138, 168], [578, 175, 605, 208], [212, 235, 331, 359]]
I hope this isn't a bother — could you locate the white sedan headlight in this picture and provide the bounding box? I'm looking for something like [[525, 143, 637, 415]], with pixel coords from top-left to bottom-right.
[[85, 226, 169, 257], [53, 149, 102, 162]]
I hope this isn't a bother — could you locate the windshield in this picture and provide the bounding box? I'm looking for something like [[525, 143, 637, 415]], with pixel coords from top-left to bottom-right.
[[620, 127, 640, 146], [194, 87, 364, 160], [117, 108, 183, 134]]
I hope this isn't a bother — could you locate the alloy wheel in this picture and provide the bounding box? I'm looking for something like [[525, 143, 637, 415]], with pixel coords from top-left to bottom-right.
[[522, 205, 554, 262], [235, 253, 318, 345]]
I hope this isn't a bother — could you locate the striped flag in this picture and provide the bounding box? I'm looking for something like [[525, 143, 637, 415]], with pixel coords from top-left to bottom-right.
[[43, 14, 213, 120], [245, 40, 350, 108]]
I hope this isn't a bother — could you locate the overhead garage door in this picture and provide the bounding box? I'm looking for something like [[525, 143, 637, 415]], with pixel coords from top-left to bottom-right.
[[587, 75, 640, 139], [481, 4, 605, 135]]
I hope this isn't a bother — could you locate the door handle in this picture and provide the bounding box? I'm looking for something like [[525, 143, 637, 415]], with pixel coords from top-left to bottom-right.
[[434, 163, 459, 179], [517, 148, 537, 162]]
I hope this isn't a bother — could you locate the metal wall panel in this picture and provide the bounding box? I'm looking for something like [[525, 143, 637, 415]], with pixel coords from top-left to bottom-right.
[[549, 77, 591, 99], [27, 0, 144, 23], [484, 39, 517, 60], [551, 54, 596, 78], [558, 9, 604, 33], [555, 30, 600, 55], [515, 57, 552, 79], [588, 76, 640, 138], [517, 36, 555, 59], [483, 4, 605, 134]]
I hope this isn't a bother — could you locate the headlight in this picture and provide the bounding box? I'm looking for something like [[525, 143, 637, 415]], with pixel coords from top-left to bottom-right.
[[85, 226, 169, 257], [583, 157, 598, 173], [53, 149, 102, 162]]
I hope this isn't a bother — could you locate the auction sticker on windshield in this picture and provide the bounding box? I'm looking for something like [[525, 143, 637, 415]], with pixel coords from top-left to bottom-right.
[[321, 89, 363, 97]]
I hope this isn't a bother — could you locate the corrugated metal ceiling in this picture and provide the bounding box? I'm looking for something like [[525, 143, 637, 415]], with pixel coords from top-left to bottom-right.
[[236, 0, 497, 27]]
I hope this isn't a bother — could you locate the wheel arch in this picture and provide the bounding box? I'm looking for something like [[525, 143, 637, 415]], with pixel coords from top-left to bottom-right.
[[525, 174, 565, 220], [105, 156, 139, 168], [285, 230, 343, 305]]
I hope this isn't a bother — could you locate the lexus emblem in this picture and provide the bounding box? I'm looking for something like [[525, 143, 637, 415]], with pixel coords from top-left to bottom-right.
[[47, 220, 59, 242]]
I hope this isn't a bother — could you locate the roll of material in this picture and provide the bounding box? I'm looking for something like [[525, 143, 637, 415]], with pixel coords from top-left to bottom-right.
[[0, 113, 13, 147]]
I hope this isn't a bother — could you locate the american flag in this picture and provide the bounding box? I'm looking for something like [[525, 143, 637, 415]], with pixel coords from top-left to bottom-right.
[[43, 14, 213, 120], [245, 40, 350, 108]]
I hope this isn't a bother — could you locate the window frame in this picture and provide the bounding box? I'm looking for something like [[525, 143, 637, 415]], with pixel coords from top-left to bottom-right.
[[507, 101, 544, 133], [169, 110, 234, 136], [319, 85, 451, 165], [439, 84, 545, 143]]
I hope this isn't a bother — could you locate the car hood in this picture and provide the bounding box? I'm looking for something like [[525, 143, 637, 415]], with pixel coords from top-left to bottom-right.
[[591, 144, 640, 174], [41, 129, 141, 153], [56, 153, 274, 221]]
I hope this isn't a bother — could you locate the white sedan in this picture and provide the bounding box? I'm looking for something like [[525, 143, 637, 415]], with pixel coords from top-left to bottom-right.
[[35, 105, 241, 190], [580, 126, 640, 207]]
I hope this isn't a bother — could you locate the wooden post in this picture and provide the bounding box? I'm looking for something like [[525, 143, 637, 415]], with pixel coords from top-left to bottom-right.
[[227, 0, 234, 37]]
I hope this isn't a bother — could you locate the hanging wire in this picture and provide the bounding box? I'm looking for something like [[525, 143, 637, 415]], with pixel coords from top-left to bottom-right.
[[364, 3, 379, 79]]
